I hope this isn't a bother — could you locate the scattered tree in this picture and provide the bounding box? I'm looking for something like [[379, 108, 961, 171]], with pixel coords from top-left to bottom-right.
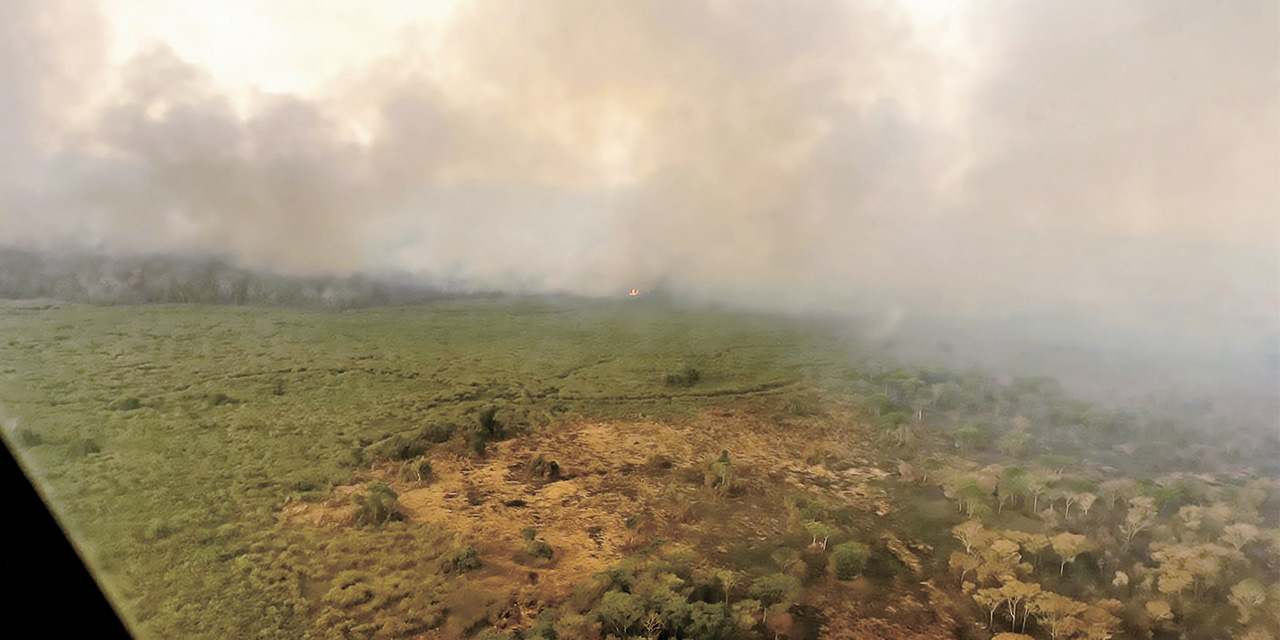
[[1121, 496, 1158, 548], [952, 520, 988, 554], [1229, 579, 1268, 625], [1050, 532, 1094, 576]]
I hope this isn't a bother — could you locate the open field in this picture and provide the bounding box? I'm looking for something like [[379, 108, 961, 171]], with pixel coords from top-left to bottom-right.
[[2, 297, 1277, 640], [0, 297, 862, 638]]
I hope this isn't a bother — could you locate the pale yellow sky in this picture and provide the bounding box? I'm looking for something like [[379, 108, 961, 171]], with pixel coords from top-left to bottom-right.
[[96, 0, 972, 100], [98, 0, 464, 98]]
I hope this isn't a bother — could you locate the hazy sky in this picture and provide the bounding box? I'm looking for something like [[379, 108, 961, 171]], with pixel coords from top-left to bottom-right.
[[1, 0, 1277, 329]]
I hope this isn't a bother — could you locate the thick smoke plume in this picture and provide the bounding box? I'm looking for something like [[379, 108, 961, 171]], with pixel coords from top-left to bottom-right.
[[1, 0, 1276, 341]]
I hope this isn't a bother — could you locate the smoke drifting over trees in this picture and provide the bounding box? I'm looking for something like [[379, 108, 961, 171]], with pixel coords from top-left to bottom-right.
[[1, 0, 1276, 335]]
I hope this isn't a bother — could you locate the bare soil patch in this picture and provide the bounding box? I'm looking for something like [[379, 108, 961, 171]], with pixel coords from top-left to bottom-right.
[[281, 409, 896, 602]]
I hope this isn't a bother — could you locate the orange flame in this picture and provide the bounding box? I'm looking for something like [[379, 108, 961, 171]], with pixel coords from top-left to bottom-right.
[[628, 288, 640, 297]]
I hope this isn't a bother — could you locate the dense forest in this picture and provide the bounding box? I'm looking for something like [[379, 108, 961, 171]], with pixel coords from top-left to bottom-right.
[[1, 267, 1277, 640], [0, 245, 458, 308]]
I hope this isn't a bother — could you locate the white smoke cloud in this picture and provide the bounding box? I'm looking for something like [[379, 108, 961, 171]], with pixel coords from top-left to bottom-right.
[[0, 0, 1275, 336]]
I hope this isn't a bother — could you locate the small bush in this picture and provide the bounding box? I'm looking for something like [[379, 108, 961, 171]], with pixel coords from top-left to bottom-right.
[[16, 428, 43, 447], [664, 367, 702, 388], [525, 539, 554, 560], [419, 422, 456, 444], [528, 453, 546, 476], [862, 547, 905, 581], [476, 405, 503, 440], [879, 412, 908, 430], [784, 390, 824, 417], [270, 378, 286, 396], [831, 506, 861, 527], [646, 452, 674, 470], [116, 396, 143, 411], [143, 519, 174, 541], [351, 482, 405, 526], [831, 540, 869, 580], [467, 406, 508, 457], [445, 546, 481, 573], [417, 460, 433, 480], [800, 547, 829, 582], [68, 437, 101, 457], [704, 451, 735, 497], [521, 526, 538, 542], [527, 453, 561, 481], [474, 631, 517, 640], [209, 392, 233, 406], [291, 474, 329, 493], [367, 434, 431, 462]]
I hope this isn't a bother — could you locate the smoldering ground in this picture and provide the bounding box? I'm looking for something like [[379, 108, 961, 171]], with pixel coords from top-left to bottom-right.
[[1, 0, 1277, 360]]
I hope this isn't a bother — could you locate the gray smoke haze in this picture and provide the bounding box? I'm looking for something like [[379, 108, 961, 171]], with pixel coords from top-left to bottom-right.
[[1, 0, 1277, 340]]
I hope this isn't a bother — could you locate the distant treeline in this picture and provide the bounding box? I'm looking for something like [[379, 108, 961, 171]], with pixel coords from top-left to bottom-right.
[[0, 246, 465, 308]]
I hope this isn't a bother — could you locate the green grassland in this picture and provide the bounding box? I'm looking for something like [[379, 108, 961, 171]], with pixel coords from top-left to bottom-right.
[[2, 297, 1277, 640], [0, 297, 857, 638]]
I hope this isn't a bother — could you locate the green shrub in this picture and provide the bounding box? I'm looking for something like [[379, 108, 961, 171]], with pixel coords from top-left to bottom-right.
[[68, 437, 101, 457], [800, 547, 829, 581], [322, 571, 374, 608], [474, 630, 517, 640], [664, 366, 702, 388], [799, 499, 826, 521], [879, 412, 908, 430], [831, 540, 868, 580], [467, 406, 508, 457], [476, 405, 503, 440], [597, 591, 645, 637], [554, 613, 602, 640], [750, 573, 800, 607], [144, 519, 174, 541], [208, 392, 233, 406], [704, 450, 735, 496], [419, 422, 456, 444], [527, 610, 556, 640], [444, 546, 481, 573], [681, 601, 735, 640], [521, 526, 538, 542], [116, 396, 142, 411], [395, 440, 429, 461], [290, 474, 329, 493], [417, 460, 433, 480], [525, 539, 554, 560], [862, 547, 905, 580], [831, 506, 860, 527], [770, 546, 799, 573], [953, 421, 988, 450], [784, 390, 824, 417], [15, 428, 43, 447], [351, 482, 405, 526], [571, 574, 614, 613]]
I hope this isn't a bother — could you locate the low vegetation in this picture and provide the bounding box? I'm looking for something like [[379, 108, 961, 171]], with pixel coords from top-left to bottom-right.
[[0, 297, 1275, 639]]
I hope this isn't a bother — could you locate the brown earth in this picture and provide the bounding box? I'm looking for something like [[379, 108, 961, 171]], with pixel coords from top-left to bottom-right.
[[281, 408, 900, 611]]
